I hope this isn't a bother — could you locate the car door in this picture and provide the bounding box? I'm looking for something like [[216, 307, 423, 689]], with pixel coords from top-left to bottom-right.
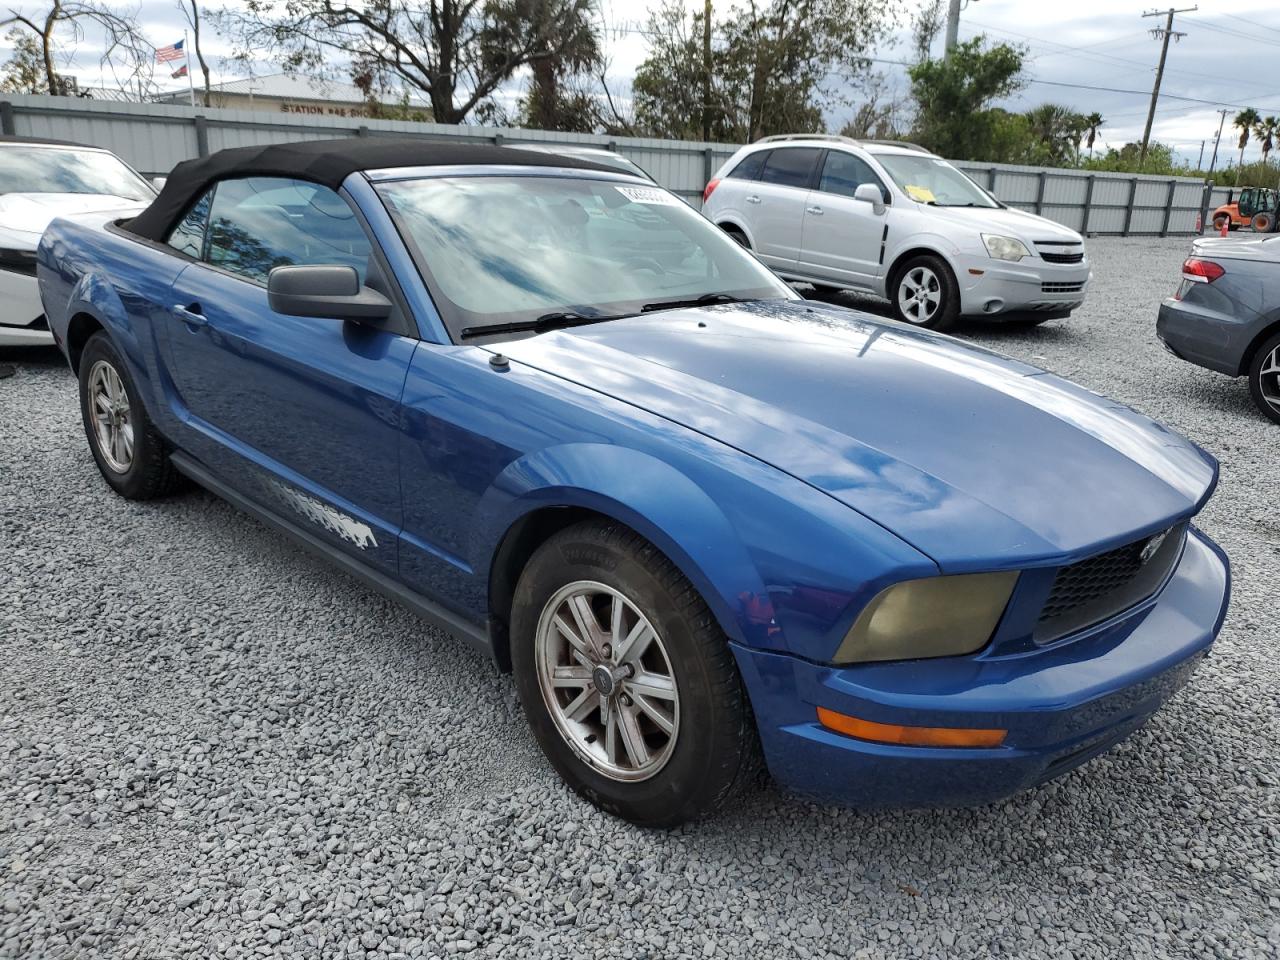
[[158, 176, 417, 575], [797, 151, 888, 289], [748, 147, 821, 271]]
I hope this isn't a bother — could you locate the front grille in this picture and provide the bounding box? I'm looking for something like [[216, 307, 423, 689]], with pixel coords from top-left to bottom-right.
[[1042, 281, 1086, 294], [1039, 250, 1084, 264], [1034, 523, 1187, 643]]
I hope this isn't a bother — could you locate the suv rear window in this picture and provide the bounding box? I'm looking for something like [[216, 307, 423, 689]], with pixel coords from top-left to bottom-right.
[[726, 151, 768, 181], [759, 148, 820, 189]]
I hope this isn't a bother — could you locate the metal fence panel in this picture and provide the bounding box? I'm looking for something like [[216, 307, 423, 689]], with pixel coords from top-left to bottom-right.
[[0, 93, 1232, 232]]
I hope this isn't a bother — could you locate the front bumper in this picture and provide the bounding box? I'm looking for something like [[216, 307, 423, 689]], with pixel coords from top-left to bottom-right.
[[733, 526, 1229, 807], [956, 254, 1092, 319], [0, 268, 51, 346]]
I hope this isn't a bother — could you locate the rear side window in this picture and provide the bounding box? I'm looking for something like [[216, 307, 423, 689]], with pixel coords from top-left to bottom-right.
[[167, 191, 211, 258], [759, 148, 820, 189], [726, 151, 767, 181], [202, 177, 372, 285], [818, 152, 883, 199]]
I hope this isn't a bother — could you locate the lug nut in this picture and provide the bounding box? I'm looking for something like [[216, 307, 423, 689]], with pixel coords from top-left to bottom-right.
[[620, 695, 632, 707], [601, 643, 612, 659]]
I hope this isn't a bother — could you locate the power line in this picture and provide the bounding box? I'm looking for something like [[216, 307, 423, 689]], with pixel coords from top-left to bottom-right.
[[1214, 11, 1280, 39]]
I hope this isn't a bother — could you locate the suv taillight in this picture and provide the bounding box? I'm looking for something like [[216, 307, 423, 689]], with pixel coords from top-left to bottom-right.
[[1181, 258, 1225, 283], [703, 178, 721, 203]]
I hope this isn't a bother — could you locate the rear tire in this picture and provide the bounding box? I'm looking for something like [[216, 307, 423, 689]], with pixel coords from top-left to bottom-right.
[[1212, 214, 1231, 232], [510, 520, 762, 827], [78, 331, 182, 500], [1251, 211, 1275, 233], [891, 254, 960, 331], [1247, 330, 1280, 425]]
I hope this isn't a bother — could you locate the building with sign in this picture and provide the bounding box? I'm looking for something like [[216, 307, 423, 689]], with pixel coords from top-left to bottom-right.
[[152, 73, 430, 121]]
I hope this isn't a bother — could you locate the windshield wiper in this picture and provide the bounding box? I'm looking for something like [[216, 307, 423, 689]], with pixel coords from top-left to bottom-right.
[[639, 292, 755, 313], [459, 310, 633, 340]]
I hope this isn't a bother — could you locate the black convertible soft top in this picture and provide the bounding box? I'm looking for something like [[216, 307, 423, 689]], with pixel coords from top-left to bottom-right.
[[125, 136, 619, 242]]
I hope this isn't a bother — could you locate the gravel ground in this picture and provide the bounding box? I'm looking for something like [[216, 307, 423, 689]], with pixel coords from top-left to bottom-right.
[[2, 235, 1278, 960]]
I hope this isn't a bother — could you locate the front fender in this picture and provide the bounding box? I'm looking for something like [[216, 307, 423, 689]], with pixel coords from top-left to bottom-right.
[[470, 443, 777, 649]]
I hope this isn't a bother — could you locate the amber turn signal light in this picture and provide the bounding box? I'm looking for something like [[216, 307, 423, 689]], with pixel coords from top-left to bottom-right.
[[816, 707, 1006, 749]]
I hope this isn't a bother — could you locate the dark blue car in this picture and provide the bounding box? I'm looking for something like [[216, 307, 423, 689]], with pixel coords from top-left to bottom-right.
[[37, 139, 1230, 826]]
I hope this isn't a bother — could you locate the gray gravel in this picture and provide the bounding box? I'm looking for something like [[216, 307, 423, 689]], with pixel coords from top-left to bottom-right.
[[2, 235, 1278, 959]]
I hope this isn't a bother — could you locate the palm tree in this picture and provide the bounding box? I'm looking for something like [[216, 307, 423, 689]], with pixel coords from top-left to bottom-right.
[[1256, 116, 1279, 169], [1234, 108, 1261, 184], [1084, 112, 1104, 160]]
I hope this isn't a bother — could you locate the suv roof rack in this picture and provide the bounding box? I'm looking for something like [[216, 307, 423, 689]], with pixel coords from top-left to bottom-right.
[[752, 134, 934, 155], [860, 140, 932, 153], [754, 134, 859, 145]]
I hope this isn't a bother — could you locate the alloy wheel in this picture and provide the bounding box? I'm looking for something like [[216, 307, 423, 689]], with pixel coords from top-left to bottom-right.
[[898, 266, 942, 324], [534, 580, 680, 782], [88, 359, 134, 473], [1258, 344, 1280, 416]]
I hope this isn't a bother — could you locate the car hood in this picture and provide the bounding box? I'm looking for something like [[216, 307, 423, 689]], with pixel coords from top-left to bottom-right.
[[0, 193, 149, 245], [920, 203, 1084, 246], [1191, 234, 1280, 264], [495, 301, 1215, 571]]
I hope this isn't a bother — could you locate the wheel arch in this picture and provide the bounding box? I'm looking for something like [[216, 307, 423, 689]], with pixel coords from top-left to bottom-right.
[[1238, 317, 1280, 377], [65, 311, 106, 373], [475, 445, 775, 673], [715, 218, 753, 248], [885, 244, 959, 294]]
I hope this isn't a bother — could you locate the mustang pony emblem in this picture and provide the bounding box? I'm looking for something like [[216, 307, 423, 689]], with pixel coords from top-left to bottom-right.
[[1140, 529, 1169, 565]]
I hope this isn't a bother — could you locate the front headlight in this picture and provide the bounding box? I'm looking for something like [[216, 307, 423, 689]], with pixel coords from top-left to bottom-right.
[[832, 572, 1018, 664], [982, 234, 1030, 262]]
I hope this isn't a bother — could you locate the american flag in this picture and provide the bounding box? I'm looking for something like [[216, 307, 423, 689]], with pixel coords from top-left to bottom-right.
[[171, 64, 188, 79], [155, 39, 184, 63]]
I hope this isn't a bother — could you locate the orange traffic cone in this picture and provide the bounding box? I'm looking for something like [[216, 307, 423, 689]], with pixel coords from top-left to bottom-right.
[[1221, 217, 1229, 237], [1195, 212, 1202, 232]]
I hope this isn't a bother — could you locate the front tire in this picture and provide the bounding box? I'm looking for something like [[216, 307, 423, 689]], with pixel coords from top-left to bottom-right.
[[891, 254, 960, 331], [78, 331, 182, 500], [1248, 330, 1280, 425], [511, 520, 761, 827], [1251, 211, 1275, 233]]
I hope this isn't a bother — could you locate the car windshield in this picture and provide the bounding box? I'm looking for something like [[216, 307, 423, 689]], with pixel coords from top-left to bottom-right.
[[874, 154, 999, 208], [0, 146, 154, 201], [376, 174, 795, 341]]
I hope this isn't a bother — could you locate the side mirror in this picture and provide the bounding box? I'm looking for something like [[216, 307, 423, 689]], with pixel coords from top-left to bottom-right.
[[150, 176, 167, 191], [267, 265, 392, 323], [854, 182, 886, 216]]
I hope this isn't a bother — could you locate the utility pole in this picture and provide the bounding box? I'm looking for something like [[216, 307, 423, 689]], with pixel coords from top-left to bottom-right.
[[1139, 6, 1196, 168], [701, 0, 712, 141], [943, 0, 963, 61], [1197, 139, 1205, 169], [1200, 108, 1229, 231]]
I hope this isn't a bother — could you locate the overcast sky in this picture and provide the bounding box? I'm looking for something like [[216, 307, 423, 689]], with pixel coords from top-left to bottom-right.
[[7, 0, 1280, 166]]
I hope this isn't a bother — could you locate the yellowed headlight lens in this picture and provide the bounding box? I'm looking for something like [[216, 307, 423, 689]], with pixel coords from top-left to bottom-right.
[[833, 572, 1019, 664]]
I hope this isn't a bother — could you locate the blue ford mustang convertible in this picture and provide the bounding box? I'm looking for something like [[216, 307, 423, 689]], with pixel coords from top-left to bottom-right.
[[37, 139, 1230, 826]]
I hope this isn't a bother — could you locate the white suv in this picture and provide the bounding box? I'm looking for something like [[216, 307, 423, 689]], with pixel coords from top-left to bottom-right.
[[702, 135, 1090, 331]]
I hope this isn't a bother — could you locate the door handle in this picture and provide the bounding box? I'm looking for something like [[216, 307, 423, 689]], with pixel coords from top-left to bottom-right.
[[745, 195, 761, 204], [806, 206, 824, 215], [172, 303, 207, 327]]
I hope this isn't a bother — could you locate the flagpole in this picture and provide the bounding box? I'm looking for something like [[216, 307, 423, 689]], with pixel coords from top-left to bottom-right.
[[185, 30, 196, 108]]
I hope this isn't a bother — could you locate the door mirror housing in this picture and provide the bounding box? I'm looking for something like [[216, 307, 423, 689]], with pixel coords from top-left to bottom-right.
[[854, 182, 886, 216], [267, 265, 393, 323], [150, 176, 167, 192]]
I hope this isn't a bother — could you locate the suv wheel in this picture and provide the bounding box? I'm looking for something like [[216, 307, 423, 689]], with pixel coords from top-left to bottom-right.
[[511, 520, 761, 827], [892, 254, 959, 331], [78, 331, 182, 499], [1248, 331, 1280, 425]]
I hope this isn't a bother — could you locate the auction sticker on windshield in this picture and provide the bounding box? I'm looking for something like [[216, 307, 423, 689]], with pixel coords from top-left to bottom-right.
[[618, 186, 679, 205]]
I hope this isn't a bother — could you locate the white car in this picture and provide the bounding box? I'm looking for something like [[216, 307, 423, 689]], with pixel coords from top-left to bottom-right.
[[702, 135, 1091, 330], [0, 136, 155, 347]]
